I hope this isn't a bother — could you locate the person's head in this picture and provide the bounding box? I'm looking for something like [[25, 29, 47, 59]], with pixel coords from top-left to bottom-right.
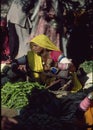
[[30, 42, 44, 55], [29, 34, 60, 54]]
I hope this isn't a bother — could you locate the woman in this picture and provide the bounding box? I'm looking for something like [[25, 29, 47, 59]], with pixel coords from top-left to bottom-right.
[[11, 34, 72, 85]]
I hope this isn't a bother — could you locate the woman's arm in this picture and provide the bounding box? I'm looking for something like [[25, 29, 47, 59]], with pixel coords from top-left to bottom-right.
[[11, 55, 27, 72]]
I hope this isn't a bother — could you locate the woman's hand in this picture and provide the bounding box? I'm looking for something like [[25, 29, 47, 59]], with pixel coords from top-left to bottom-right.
[[18, 65, 26, 72]]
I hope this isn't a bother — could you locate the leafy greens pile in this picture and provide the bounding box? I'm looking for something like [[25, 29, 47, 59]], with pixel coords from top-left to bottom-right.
[[80, 60, 93, 73], [1, 81, 45, 110]]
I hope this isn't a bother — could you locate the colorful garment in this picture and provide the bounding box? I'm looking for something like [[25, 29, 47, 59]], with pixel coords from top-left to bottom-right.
[[29, 0, 63, 48], [27, 34, 61, 79], [30, 34, 60, 51], [0, 17, 10, 62], [84, 106, 93, 130]]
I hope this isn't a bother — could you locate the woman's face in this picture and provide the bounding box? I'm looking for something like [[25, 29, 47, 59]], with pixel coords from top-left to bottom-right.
[[30, 42, 44, 54]]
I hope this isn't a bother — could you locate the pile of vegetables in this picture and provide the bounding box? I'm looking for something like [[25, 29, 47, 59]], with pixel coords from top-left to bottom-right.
[[1, 81, 45, 110], [80, 60, 93, 73]]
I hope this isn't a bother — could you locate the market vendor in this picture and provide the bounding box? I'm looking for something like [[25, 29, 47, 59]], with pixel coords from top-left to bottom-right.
[[11, 34, 73, 85]]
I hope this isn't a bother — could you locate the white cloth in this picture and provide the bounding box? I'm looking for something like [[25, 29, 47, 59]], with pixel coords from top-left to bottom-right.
[[58, 56, 72, 70], [7, 0, 32, 28], [15, 24, 30, 59], [60, 57, 72, 64], [7, 0, 32, 58], [83, 72, 93, 89]]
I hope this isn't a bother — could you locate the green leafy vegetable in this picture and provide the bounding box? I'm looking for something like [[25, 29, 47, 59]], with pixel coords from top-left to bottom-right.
[[80, 60, 93, 73], [1, 81, 45, 110]]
